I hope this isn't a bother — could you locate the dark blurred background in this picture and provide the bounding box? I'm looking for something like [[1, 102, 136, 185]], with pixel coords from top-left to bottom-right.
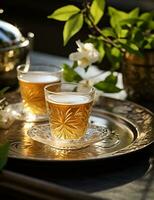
[[1, 0, 154, 58]]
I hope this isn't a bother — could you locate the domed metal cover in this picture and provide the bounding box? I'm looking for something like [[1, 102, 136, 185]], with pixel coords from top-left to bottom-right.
[[0, 20, 32, 88], [0, 20, 24, 49]]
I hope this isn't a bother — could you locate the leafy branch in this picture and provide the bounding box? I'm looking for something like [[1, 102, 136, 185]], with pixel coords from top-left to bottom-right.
[[83, 0, 124, 51], [48, 0, 154, 93]]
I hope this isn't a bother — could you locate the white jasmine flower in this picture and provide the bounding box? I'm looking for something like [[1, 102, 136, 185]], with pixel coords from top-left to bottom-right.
[[69, 40, 100, 68]]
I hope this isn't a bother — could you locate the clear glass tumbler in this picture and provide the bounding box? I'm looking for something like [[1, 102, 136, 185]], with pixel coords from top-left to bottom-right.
[[44, 82, 95, 140], [17, 64, 62, 122]]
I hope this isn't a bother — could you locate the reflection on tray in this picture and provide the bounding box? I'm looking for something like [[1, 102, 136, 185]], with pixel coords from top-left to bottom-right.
[[27, 123, 119, 150], [0, 94, 153, 161]]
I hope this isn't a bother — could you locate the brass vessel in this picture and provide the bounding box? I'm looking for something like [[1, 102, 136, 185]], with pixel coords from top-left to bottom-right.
[[122, 51, 154, 101], [0, 20, 33, 89]]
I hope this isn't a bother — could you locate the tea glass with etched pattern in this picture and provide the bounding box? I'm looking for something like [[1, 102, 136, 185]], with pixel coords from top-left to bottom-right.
[[17, 64, 61, 122], [44, 82, 95, 140]]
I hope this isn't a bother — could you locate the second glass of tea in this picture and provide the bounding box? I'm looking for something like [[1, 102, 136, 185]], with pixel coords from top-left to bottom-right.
[[17, 64, 61, 122], [44, 82, 95, 141]]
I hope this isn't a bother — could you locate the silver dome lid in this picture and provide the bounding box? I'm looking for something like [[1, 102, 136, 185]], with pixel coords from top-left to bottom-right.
[[0, 20, 25, 48]]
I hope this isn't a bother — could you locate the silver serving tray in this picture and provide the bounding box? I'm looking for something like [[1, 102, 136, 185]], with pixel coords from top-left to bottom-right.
[[0, 96, 153, 161]]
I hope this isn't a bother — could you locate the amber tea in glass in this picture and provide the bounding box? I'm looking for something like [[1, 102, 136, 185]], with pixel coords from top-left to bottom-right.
[[45, 83, 95, 139], [17, 64, 61, 121]]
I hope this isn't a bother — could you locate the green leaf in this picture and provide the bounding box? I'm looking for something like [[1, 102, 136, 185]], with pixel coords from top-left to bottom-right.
[[108, 7, 139, 38], [105, 45, 115, 67], [101, 27, 116, 38], [129, 43, 139, 51], [131, 28, 144, 47], [105, 73, 118, 85], [94, 72, 122, 93], [0, 142, 9, 170], [94, 80, 122, 93], [144, 34, 154, 49], [63, 13, 83, 46], [111, 47, 122, 61], [108, 7, 128, 29], [48, 5, 80, 21], [105, 46, 122, 70], [62, 64, 82, 82], [118, 38, 127, 46], [128, 8, 139, 18], [149, 21, 154, 30], [141, 40, 149, 49], [118, 29, 128, 38], [120, 18, 141, 27], [120, 42, 140, 55], [138, 12, 152, 27], [90, 0, 105, 25], [140, 12, 152, 21], [97, 40, 105, 62], [109, 7, 139, 28], [108, 7, 126, 18], [72, 61, 78, 69]]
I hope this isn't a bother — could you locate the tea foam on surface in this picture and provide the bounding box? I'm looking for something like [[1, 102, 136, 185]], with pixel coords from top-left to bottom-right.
[[48, 93, 91, 105], [19, 72, 59, 83]]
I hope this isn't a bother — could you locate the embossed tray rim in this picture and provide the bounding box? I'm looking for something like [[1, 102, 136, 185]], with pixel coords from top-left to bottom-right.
[[3, 96, 154, 162]]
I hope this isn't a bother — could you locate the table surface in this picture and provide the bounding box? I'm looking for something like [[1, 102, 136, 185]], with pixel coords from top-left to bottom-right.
[[4, 52, 154, 200]]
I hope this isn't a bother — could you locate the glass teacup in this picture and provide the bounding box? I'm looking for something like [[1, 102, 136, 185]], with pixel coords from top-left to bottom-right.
[[17, 64, 62, 122], [44, 82, 95, 140], [27, 83, 114, 150]]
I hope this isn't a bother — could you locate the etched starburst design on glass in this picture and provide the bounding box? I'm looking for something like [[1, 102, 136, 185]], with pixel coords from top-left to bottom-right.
[[19, 81, 47, 115], [47, 102, 92, 139]]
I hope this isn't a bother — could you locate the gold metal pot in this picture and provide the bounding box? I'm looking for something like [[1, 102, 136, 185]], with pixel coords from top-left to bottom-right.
[[0, 20, 34, 89], [122, 51, 154, 101]]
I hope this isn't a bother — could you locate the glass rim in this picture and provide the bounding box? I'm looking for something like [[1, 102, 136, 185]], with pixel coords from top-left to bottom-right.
[[44, 82, 95, 95], [17, 63, 62, 74]]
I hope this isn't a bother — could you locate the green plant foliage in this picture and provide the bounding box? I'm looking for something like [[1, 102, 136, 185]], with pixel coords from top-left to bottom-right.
[[101, 27, 116, 38], [48, 5, 80, 21], [0, 142, 9, 170], [90, 0, 105, 25], [128, 7, 140, 18], [138, 12, 153, 28], [48, 0, 154, 93], [62, 64, 83, 82], [63, 13, 83, 45], [121, 42, 140, 55], [94, 73, 122, 93], [108, 7, 126, 37], [105, 46, 122, 70], [108, 7, 140, 38]]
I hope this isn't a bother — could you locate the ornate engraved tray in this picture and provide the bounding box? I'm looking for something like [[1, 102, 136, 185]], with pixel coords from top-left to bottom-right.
[[0, 93, 154, 161]]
